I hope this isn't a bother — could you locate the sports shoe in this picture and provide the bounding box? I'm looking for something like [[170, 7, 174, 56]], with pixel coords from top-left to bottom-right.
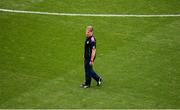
[[97, 77, 103, 86], [80, 83, 90, 88]]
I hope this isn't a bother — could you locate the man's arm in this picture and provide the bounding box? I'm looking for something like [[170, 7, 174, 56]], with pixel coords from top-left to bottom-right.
[[90, 48, 96, 65]]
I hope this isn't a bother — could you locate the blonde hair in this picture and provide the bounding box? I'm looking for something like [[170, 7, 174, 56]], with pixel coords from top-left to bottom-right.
[[87, 26, 93, 32]]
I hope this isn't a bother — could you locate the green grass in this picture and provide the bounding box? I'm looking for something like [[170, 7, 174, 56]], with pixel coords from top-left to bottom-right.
[[0, 0, 180, 109]]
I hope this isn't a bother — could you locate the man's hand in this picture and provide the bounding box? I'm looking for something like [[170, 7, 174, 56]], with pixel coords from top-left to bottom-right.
[[89, 61, 94, 65]]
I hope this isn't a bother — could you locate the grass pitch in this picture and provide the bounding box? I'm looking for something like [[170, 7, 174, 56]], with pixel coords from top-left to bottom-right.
[[0, 0, 180, 109]]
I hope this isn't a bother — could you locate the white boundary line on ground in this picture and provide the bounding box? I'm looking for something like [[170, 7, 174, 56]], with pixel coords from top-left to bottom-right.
[[0, 8, 180, 17]]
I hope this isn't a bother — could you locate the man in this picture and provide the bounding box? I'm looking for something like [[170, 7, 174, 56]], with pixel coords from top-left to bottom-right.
[[80, 26, 102, 88]]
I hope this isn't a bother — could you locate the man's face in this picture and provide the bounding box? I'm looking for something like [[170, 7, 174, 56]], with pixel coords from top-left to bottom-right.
[[86, 29, 92, 37]]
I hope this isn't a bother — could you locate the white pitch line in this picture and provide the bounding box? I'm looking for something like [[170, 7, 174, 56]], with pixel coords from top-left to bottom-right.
[[0, 8, 180, 17]]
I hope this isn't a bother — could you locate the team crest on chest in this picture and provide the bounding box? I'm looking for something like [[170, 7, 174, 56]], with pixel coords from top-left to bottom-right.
[[87, 41, 89, 44]]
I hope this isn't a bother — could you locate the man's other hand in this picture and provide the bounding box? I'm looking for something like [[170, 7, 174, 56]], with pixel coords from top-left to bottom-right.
[[89, 61, 94, 65]]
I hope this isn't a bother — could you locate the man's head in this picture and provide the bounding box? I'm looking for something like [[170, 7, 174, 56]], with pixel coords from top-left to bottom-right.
[[86, 26, 93, 37]]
